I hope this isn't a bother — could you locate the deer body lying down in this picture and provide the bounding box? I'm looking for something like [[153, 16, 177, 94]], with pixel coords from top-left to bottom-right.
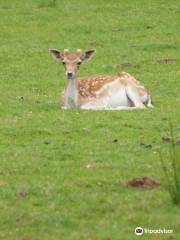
[[49, 49, 153, 110]]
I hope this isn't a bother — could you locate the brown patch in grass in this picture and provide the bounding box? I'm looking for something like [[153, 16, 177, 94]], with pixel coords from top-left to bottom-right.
[[127, 176, 160, 189], [16, 190, 28, 198], [16, 215, 25, 224], [121, 63, 133, 68]]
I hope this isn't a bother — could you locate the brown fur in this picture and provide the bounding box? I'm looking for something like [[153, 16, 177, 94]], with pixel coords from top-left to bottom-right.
[[78, 72, 148, 98], [61, 72, 149, 105], [78, 75, 117, 97]]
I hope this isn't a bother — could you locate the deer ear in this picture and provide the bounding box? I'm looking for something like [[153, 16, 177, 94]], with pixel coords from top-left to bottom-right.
[[49, 49, 64, 61], [81, 49, 96, 60]]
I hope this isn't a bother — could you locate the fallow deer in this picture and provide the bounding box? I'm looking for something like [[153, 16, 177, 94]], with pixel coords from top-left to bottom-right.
[[49, 48, 153, 110]]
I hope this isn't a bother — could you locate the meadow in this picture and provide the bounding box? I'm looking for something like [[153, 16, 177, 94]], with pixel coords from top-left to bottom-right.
[[0, 0, 180, 239]]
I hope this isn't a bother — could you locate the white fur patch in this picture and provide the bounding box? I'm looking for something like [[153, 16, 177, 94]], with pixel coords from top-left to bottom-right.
[[96, 78, 130, 107]]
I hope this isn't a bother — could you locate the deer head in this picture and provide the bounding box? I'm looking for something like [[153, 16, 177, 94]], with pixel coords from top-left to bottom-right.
[[49, 48, 96, 80]]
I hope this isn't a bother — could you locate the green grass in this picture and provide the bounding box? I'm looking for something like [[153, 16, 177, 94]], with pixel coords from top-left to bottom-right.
[[0, 0, 180, 239], [159, 122, 180, 206]]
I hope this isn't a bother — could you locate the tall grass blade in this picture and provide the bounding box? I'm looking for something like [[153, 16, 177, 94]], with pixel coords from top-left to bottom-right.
[[159, 122, 180, 206]]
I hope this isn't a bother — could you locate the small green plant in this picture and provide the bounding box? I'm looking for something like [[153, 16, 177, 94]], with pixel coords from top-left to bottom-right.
[[49, 0, 57, 7], [159, 122, 180, 206]]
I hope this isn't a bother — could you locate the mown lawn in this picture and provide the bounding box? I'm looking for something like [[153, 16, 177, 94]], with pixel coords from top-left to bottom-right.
[[0, 0, 180, 239]]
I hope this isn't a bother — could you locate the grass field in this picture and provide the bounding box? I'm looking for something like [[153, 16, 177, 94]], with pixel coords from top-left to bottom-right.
[[0, 0, 180, 239]]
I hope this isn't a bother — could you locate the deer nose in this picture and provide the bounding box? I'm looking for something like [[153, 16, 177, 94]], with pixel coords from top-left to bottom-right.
[[66, 71, 73, 78]]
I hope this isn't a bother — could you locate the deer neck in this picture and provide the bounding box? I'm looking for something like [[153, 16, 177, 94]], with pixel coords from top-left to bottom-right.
[[64, 77, 79, 108]]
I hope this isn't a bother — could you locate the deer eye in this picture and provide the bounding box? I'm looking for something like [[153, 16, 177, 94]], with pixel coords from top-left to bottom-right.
[[77, 61, 82, 65], [62, 61, 66, 65]]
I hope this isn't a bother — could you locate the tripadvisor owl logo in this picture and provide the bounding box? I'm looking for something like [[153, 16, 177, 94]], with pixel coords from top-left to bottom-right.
[[135, 227, 144, 236]]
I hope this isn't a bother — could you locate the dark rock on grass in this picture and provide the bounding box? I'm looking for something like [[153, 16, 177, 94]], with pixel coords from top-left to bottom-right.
[[162, 136, 180, 145], [127, 176, 160, 190], [157, 58, 177, 64], [16, 96, 24, 101], [162, 136, 172, 142], [145, 25, 154, 29], [140, 143, 152, 148], [43, 139, 51, 145]]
